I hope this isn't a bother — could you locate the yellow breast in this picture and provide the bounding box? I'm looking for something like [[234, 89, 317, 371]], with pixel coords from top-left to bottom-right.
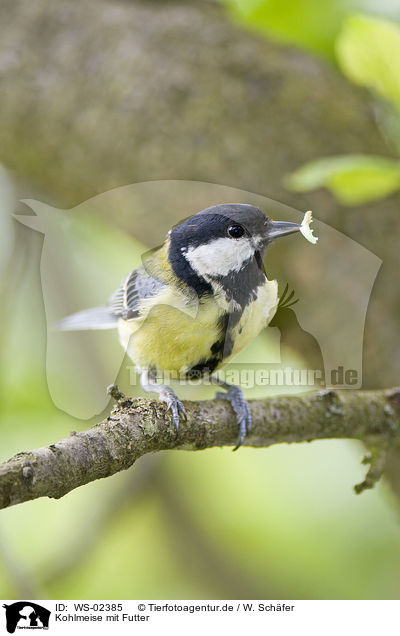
[[117, 285, 220, 374], [118, 279, 278, 375]]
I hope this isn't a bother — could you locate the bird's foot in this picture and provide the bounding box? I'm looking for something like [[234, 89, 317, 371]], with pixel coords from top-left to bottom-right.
[[215, 385, 251, 450], [160, 387, 187, 430]]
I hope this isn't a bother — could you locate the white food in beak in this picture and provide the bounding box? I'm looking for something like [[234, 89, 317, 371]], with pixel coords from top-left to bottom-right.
[[300, 211, 318, 244]]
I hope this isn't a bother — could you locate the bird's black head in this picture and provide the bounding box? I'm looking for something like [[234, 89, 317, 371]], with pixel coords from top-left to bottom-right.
[[168, 204, 300, 292]]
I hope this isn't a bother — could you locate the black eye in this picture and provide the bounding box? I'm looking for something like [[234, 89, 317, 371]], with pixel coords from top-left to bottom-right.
[[227, 224, 245, 239]]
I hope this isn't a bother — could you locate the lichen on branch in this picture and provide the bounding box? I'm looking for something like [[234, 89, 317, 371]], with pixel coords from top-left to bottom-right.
[[0, 386, 399, 510]]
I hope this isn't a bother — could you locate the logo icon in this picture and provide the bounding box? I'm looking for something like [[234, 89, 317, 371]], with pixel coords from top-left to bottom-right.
[[2, 602, 51, 633]]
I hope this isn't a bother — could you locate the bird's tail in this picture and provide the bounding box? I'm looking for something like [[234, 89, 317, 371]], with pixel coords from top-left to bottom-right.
[[53, 306, 118, 331]]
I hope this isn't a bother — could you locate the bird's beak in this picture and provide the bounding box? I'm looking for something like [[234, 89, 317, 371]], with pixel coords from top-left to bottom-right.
[[267, 220, 301, 241]]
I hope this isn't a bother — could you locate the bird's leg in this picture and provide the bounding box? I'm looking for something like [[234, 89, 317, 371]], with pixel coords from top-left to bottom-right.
[[140, 369, 186, 430], [211, 376, 251, 450]]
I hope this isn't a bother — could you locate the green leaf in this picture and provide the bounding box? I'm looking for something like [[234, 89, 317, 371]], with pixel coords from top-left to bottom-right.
[[224, 0, 350, 59], [285, 155, 400, 205], [336, 15, 400, 111]]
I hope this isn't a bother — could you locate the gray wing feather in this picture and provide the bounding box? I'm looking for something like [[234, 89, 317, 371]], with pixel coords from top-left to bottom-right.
[[53, 306, 118, 331], [107, 268, 165, 320], [55, 268, 165, 332]]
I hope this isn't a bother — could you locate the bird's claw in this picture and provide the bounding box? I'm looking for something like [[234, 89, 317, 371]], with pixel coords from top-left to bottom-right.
[[163, 390, 187, 430], [215, 386, 251, 450]]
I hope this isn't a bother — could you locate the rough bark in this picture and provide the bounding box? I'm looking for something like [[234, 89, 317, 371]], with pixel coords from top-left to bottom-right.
[[1, 386, 400, 510]]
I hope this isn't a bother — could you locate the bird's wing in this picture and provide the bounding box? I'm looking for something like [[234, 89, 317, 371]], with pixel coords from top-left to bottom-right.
[[54, 267, 165, 331], [107, 267, 165, 320]]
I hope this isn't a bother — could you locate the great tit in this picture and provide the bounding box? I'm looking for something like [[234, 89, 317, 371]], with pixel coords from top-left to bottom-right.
[[57, 203, 307, 447]]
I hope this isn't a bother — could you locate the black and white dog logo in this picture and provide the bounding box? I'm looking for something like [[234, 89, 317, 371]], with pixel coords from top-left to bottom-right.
[[2, 602, 50, 633]]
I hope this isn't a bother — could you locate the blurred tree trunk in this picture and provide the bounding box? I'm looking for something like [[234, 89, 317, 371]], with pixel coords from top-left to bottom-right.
[[1, 0, 400, 489], [0, 0, 392, 214]]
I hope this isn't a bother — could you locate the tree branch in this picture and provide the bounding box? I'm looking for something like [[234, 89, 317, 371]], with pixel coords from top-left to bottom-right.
[[1, 386, 400, 510]]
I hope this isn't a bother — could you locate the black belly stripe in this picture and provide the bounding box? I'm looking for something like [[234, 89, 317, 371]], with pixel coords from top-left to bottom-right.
[[186, 356, 221, 378], [186, 311, 238, 378]]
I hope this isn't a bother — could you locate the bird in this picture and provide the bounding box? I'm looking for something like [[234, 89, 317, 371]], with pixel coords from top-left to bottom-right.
[[56, 203, 306, 448]]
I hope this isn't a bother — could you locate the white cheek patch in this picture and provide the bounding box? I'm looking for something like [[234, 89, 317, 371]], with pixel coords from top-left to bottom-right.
[[184, 237, 255, 277]]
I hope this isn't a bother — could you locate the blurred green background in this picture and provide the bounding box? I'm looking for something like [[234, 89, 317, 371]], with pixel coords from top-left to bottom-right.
[[1, 0, 400, 600]]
